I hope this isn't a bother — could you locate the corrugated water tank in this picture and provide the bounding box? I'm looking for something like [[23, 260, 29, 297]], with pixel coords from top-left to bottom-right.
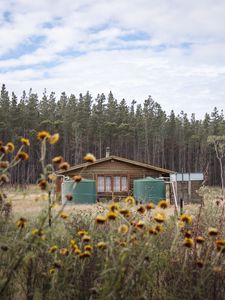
[[61, 178, 96, 204], [133, 177, 165, 204]]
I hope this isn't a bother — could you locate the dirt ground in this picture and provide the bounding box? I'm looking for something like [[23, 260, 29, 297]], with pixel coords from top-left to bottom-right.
[[4, 185, 200, 220]]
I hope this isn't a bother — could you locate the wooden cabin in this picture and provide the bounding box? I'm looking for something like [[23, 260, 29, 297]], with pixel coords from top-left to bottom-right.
[[57, 155, 174, 201]]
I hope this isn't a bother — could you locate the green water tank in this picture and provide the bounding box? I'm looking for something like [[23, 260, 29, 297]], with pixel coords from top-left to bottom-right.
[[133, 177, 165, 204], [61, 179, 96, 204]]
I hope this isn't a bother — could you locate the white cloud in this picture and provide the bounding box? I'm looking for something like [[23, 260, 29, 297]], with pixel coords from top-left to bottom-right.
[[0, 0, 225, 118]]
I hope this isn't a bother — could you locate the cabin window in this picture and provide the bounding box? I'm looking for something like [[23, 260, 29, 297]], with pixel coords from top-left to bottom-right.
[[97, 175, 128, 192]]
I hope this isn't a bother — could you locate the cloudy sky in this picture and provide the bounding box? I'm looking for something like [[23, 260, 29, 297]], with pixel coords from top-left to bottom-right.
[[0, 0, 225, 118]]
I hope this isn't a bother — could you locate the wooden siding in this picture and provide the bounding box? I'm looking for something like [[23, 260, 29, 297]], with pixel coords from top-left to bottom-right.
[[63, 159, 168, 200]]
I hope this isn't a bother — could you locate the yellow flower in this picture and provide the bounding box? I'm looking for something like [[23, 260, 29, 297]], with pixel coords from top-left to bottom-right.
[[0, 174, 9, 183], [65, 193, 73, 201], [215, 239, 225, 246], [155, 225, 163, 233], [184, 230, 192, 238], [59, 248, 69, 256], [196, 260, 204, 268], [20, 138, 30, 146], [84, 245, 93, 252], [107, 211, 117, 220], [83, 153, 96, 163], [60, 212, 69, 219], [37, 131, 50, 141], [6, 142, 15, 153], [180, 214, 192, 224], [70, 239, 77, 246], [48, 173, 57, 181], [119, 209, 131, 217], [74, 249, 81, 255], [38, 179, 48, 190], [146, 202, 155, 210], [82, 235, 91, 242], [16, 217, 27, 229], [183, 238, 194, 248], [0, 161, 9, 169], [72, 175, 82, 182], [97, 242, 107, 250], [154, 212, 166, 223], [48, 245, 58, 253], [79, 251, 91, 258], [137, 206, 145, 214], [118, 224, 129, 234], [59, 162, 70, 171], [148, 228, 157, 235], [124, 196, 135, 206], [196, 236, 205, 244], [158, 200, 169, 209], [52, 156, 64, 164], [78, 230, 88, 236], [109, 202, 119, 212], [136, 220, 145, 229], [208, 227, 218, 236], [32, 228, 44, 236], [49, 268, 56, 274], [16, 151, 29, 161], [48, 133, 59, 144], [96, 215, 107, 224]]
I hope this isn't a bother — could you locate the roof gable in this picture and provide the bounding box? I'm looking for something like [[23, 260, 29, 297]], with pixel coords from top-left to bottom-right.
[[58, 155, 174, 174]]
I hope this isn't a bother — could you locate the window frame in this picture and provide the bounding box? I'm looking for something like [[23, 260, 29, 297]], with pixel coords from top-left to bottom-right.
[[96, 174, 129, 193]]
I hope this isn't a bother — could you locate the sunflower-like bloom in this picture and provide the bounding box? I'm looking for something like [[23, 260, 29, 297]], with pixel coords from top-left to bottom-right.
[[96, 215, 107, 224], [180, 214, 192, 224], [124, 196, 135, 206], [16, 217, 27, 229], [6, 142, 15, 153], [154, 212, 166, 223], [60, 212, 69, 219], [215, 239, 225, 246], [74, 249, 81, 255], [196, 260, 204, 268], [52, 156, 64, 164], [59, 162, 70, 171], [137, 206, 145, 214], [0, 174, 9, 183], [78, 230, 88, 236], [49, 268, 56, 274], [48, 133, 59, 144], [158, 200, 169, 209], [0, 161, 9, 169], [16, 151, 29, 161], [37, 131, 50, 141], [109, 202, 119, 212], [136, 220, 145, 229], [107, 211, 117, 220], [38, 179, 48, 190], [79, 251, 91, 258], [149, 228, 158, 235], [72, 175, 82, 182], [82, 235, 91, 242], [97, 242, 107, 250], [21, 138, 30, 146], [59, 248, 69, 256], [184, 230, 192, 238], [155, 225, 163, 233], [83, 153, 96, 163], [119, 209, 131, 217], [32, 228, 44, 236], [196, 236, 205, 244], [183, 237, 194, 248], [48, 245, 58, 253], [84, 245, 93, 252], [146, 202, 155, 210], [65, 193, 73, 201], [118, 224, 129, 234], [208, 227, 218, 236]]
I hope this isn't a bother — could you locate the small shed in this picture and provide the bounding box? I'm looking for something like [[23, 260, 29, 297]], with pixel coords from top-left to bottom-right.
[[170, 173, 203, 203]]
